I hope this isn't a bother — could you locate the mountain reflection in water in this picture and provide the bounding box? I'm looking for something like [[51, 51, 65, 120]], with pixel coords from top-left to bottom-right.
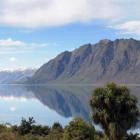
[[0, 84, 139, 129]]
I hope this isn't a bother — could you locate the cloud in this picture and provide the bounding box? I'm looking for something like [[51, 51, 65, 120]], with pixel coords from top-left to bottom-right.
[[0, 38, 25, 46], [0, 0, 139, 35], [0, 0, 122, 28], [111, 20, 140, 36], [107, 0, 140, 36], [0, 38, 47, 47], [0, 38, 50, 54]]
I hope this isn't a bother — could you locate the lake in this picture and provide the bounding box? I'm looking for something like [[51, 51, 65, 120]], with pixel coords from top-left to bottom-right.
[[0, 84, 140, 133]]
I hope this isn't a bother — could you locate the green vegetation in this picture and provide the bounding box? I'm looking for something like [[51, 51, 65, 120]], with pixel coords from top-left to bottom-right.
[[63, 118, 95, 140], [0, 118, 95, 140], [90, 83, 140, 140], [0, 83, 139, 140]]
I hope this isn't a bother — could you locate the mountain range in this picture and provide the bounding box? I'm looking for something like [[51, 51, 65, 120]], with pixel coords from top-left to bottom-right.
[[0, 69, 35, 84], [24, 38, 140, 84]]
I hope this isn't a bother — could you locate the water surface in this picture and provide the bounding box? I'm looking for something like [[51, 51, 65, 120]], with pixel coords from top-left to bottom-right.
[[0, 84, 140, 132]]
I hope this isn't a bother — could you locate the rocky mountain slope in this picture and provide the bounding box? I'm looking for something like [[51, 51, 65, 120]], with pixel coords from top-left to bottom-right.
[[26, 38, 140, 84]]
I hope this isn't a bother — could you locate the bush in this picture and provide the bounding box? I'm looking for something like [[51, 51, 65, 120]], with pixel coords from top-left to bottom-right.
[[51, 122, 63, 133], [31, 125, 50, 136], [63, 118, 95, 140], [47, 122, 64, 140], [18, 117, 35, 135]]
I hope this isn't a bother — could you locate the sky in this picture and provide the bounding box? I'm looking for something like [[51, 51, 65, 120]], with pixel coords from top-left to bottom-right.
[[0, 0, 140, 70]]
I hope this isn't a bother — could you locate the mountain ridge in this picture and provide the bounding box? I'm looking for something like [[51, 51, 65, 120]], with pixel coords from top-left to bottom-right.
[[25, 38, 140, 84], [0, 69, 36, 84]]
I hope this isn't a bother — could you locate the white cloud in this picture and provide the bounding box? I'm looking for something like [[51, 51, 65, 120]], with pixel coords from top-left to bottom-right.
[[0, 38, 47, 47], [0, 0, 139, 35], [107, 0, 140, 36], [0, 38, 50, 54], [112, 20, 140, 36], [0, 38, 25, 46], [0, 0, 122, 28]]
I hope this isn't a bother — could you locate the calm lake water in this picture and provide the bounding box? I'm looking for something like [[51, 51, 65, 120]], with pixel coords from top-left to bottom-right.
[[0, 84, 140, 133]]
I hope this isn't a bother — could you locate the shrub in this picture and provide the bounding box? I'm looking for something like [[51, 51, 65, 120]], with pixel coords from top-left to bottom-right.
[[18, 117, 35, 135], [63, 118, 95, 140]]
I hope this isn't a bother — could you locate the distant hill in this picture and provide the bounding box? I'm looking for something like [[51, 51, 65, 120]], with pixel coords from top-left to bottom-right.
[[25, 38, 140, 84], [0, 69, 35, 84]]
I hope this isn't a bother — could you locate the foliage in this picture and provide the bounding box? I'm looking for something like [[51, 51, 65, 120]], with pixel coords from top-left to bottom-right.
[[51, 122, 63, 133], [48, 122, 64, 140], [126, 133, 140, 140], [63, 118, 95, 140], [90, 82, 140, 140], [31, 125, 50, 136], [18, 117, 35, 135]]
